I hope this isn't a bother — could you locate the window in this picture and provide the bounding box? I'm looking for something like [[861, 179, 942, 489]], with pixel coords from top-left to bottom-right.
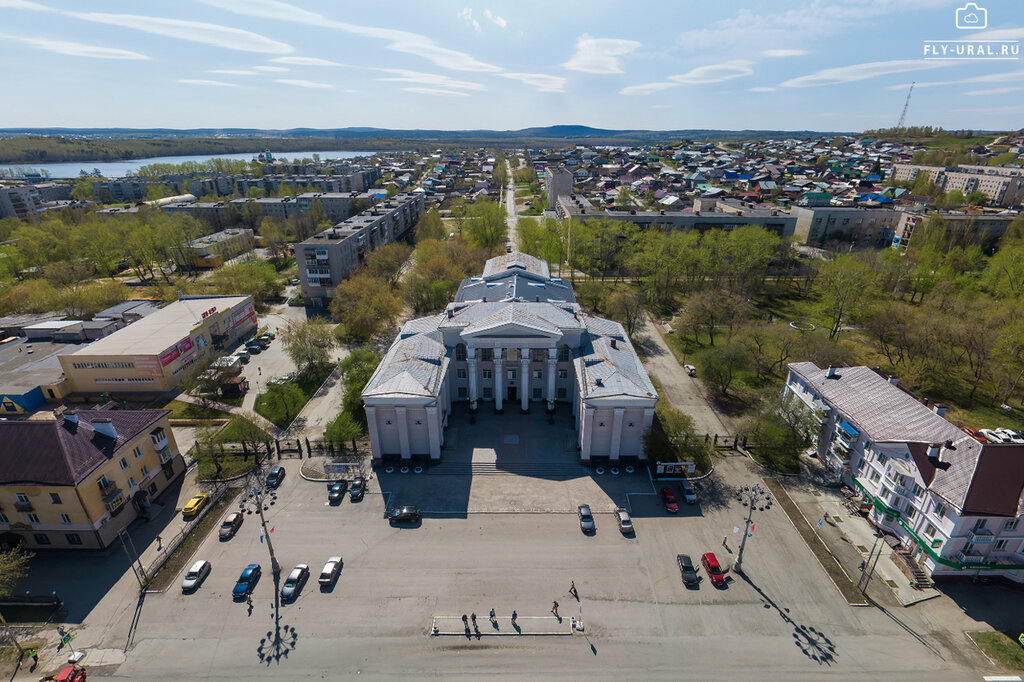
[[65, 534, 82, 546], [505, 348, 519, 362], [483, 387, 493, 399], [557, 388, 567, 399], [133, 446, 143, 459], [558, 369, 568, 380], [147, 483, 158, 496], [532, 369, 542, 380], [973, 518, 987, 530], [931, 502, 947, 519], [455, 344, 467, 361], [923, 523, 937, 538], [480, 348, 493, 362], [456, 369, 467, 379], [15, 493, 28, 505], [482, 369, 493, 380], [128, 476, 137, 489], [60, 513, 71, 525], [532, 349, 546, 363], [877, 453, 887, 465], [869, 471, 881, 484], [507, 370, 517, 380], [458, 387, 468, 398], [104, 493, 125, 513], [995, 539, 1008, 551], [912, 484, 924, 499], [119, 458, 129, 471], [1005, 519, 1019, 531], [905, 506, 917, 520], [0, 514, 8, 524], [558, 345, 570, 362], [141, 464, 149, 478], [533, 388, 542, 399], [48, 492, 62, 505], [33, 534, 50, 545], [26, 513, 39, 523]]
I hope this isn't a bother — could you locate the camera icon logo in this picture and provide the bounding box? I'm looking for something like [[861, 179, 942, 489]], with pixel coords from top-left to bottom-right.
[[955, 3, 987, 30]]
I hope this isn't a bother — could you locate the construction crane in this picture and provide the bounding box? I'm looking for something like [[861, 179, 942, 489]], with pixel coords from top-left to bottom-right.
[[895, 82, 915, 130]]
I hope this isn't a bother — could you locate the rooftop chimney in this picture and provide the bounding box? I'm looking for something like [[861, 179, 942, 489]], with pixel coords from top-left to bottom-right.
[[92, 418, 117, 440], [826, 366, 836, 378], [611, 339, 618, 349], [63, 411, 78, 427], [933, 403, 947, 418], [888, 375, 898, 386], [927, 444, 941, 459]]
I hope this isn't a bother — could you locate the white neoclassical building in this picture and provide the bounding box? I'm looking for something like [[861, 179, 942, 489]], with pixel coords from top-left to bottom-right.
[[361, 252, 657, 463]]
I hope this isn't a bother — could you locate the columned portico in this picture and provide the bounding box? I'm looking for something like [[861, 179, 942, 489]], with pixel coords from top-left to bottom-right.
[[426, 405, 441, 460], [366, 406, 381, 457], [546, 347, 557, 411], [580, 406, 595, 460], [610, 407, 625, 460], [520, 351, 529, 413], [467, 346, 479, 411], [494, 347, 504, 413], [395, 406, 411, 459]]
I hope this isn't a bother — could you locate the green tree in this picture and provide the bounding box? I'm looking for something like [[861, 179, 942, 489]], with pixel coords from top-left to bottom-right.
[[642, 402, 713, 470], [330, 270, 402, 341], [0, 547, 33, 598], [605, 290, 646, 337], [815, 255, 876, 339], [280, 318, 338, 373], [325, 410, 365, 453], [144, 184, 173, 202], [366, 242, 413, 288], [698, 343, 749, 396], [339, 348, 380, 425], [415, 209, 446, 242], [70, 178, 94, 200], [615, 186, 632, 208], [966, 190, 988, 206], [264, 382, 306, 426]]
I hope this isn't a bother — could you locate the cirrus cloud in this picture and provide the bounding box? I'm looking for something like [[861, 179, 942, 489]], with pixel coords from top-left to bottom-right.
[[403, 87, 470, 97], [270, 56, 345, 67], [762, 48, 808, 57], [209, 69, 259, 75], [177, 79, 236, 87], [69, 12, 293, 54], [669, 60, 753, 84], [780, 59, 951, 88], [275, 79, 333, 88], [563, 34, 641, 74], [377, 68, 485, 91], [484, 9, 507, 29], [0, 33, 148, 59], [498, 73, 566, 93]]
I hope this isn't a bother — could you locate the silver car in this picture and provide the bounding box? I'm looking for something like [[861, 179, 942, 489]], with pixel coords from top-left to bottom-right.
[[615, 507, 633, 535], [319, 556, 343, 586], [578, 504, 595, 533], [281, 564, 309, 602], [181, 559, 210, 592]]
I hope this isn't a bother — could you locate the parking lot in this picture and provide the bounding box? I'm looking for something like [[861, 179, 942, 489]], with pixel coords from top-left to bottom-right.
[[70, 451, 984, 681]]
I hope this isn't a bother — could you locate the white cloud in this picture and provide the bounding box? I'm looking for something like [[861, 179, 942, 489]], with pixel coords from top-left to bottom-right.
[[761, 48, 808, 58], [275, 79, 333, 88], [562, 34, 641, 74], [209, 69, 259, 75], [253, 65, 289, 72], [0, 33, 149, 59], [651, 104, 672, 109], [780, 59, 951, 88], [968, 27, 1024, 41], [498, 72, 566, 93], [0, 0, 53, 11], [484, 9, 506, 29], [964, 86, 1020, 96], [619, 81, 677, 96], [669, 60, 753, 84], [748, 86, 775, 92], [270, 56, 345, 67], [70, 12, 293, 54], [177, 79, 237, 86], [200, 0, 500, 71], [457, 8, 481, 33], [886, 69, 1024, 90], [402, 87, 470, 97], [377, 68, 485, 91]]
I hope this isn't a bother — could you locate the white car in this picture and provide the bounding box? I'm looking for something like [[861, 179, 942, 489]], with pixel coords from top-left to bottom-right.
[[995, 428, 1024, 444], [319, 556, 343, 586], [182, 559, 211, 592], [684, 364, 696, 377], [979, 429, 1011, 443]]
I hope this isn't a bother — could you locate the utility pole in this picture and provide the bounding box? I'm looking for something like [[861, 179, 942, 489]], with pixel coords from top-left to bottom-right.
[[251, 490, 280, 577], [734, 483, 774, 574], [0, 610, 23, 655]]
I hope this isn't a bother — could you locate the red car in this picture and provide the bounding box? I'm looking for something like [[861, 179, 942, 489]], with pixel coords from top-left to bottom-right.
[[660, 487, 679, 513], [962, 426, 987, 444], [702, 552, 727, 587]]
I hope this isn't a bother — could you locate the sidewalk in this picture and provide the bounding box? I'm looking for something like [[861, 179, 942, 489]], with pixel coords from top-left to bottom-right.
[[431, 614, 572, 636], [174, 393, 283, 439]]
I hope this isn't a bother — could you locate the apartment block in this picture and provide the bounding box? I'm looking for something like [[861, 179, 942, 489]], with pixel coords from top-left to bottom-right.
[[891, 164, 1024, 207], [891, 210, 1019, 251], [297, 193, 425, 306], [545, 165, 574, 207], [791, 206, 901, 247], [179, 228, 254, 268], [0, 185, 44, 219], [785, 362, 1024, 583], [91, 179, 149, 203]]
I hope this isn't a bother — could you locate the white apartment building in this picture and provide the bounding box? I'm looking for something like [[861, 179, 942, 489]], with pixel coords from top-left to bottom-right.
[[891, 163, 1024, 207], [785, 362, 1024, 582]]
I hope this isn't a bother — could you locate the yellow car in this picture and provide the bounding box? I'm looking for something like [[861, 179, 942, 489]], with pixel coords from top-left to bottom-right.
[[182, 494, 210, 518]]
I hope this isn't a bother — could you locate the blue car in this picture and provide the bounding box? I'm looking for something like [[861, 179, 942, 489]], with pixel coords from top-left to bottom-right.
[[232, 563, 261, 599]]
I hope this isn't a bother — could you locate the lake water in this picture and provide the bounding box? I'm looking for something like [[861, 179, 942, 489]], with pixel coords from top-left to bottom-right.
[[1, 150, 375, 179]]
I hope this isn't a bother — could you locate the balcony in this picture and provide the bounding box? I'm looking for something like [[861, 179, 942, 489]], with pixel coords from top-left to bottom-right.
[[98, 479, 117, 496], [14, 500, 33, 512], [967, 528, 995, 544], [156, 444, 171, 463], [957, 549, 984, 564]]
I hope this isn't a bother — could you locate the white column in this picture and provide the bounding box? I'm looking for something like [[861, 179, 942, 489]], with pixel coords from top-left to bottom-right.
[[641, 407, 655, 460], [365, 406, 382, 461], [610, 407, 625, 461], [467, 346, 478, 411], [520, 350, 529, 412], [546, 347, 557, 410], [580, 406, 595, 460], [494, 347, 503, 412], [396, 406, 411, 459], [426, 405, 441, 460]]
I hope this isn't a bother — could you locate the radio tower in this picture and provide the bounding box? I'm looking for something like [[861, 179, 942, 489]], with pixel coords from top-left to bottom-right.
[[895, 82, 914, 130]]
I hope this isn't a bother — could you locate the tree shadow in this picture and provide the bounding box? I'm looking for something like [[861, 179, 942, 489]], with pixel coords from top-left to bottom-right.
[[256, 571, 299, 665], [694, 474, 740, 513], [737, 572, 838, 666]]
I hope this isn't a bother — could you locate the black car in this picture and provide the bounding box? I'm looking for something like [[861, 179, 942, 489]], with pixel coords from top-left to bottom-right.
[[328, 481, 347, 504], [677, 554, 700, 587], [349, 476, 365, 501], [266, 465, 286, 489], [387, 506, 421, 524]]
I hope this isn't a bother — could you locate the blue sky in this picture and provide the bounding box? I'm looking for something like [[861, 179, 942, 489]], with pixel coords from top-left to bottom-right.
[[0, 0, 1021, 132]]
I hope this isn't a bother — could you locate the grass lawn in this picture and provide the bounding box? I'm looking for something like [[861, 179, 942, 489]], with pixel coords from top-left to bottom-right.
[[147, 488, 240, 591], [746, 445, 801, 475], [161, 400, 229, 420], [254, 364, 333, 429], [215, 416, 272, 443], [969, 631, 1024, 670], [195, 451, 259, 481]]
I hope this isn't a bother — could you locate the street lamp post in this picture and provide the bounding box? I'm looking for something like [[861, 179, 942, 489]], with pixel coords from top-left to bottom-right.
[[734, 483, 774, 574], [251, 490, 280, 577]]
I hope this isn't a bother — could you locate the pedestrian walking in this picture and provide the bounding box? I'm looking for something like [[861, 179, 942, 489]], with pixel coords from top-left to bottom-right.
[[28, 648, 38, 671], [156, 534, 162, 551], [723, 535, 728, 547], [570, 580, 576, 597], [511, 610, 517, 623], [489, 608, 496, 621], [470, 613, 477, 625], [461, 614, 468, 624], [551, 600, 559, 617]]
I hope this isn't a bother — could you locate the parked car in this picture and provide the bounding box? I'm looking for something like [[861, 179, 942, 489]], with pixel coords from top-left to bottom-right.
[[684, 364, 697, 377], [181, 559, 211, 592], [328, 482, 347, 504], [962, 426, 987, 443], [234, 349, 250, 363], [218, 512, 243, 540], [387, 506, 421, 524], [615, 507, 633, 535], [266, 465, 286, 489], [290, 278, 299, 285], [677, 554, 699, 587], [232, 563, 261, 599], [979, 429, 1011, 443], [349, 476, 365, 501], [319, 556, 343, 586], [681, 478, 697, 504], [182, 494, 209, 519], [281, 564, 309, 602], [577, 504, 595, 533], [995, 428, 1024, 444], [660, 487, 679, 513], [505, 245, 513, 253], [702, 552, 727, 587]]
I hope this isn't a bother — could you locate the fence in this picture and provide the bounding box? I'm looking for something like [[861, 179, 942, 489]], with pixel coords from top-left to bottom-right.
[[141, 482, 230, 588]]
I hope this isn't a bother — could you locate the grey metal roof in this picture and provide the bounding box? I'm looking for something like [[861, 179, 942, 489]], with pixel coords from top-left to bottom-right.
[[454, 272, 575, 303], [481, 252, 550, 279], [362, 325, 447, 399], [576, 318, 656, 401], [439, 301, 582, 333]]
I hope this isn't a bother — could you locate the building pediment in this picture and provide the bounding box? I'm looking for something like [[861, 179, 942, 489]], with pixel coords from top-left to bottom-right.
[[462, 320, 562, 341]]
